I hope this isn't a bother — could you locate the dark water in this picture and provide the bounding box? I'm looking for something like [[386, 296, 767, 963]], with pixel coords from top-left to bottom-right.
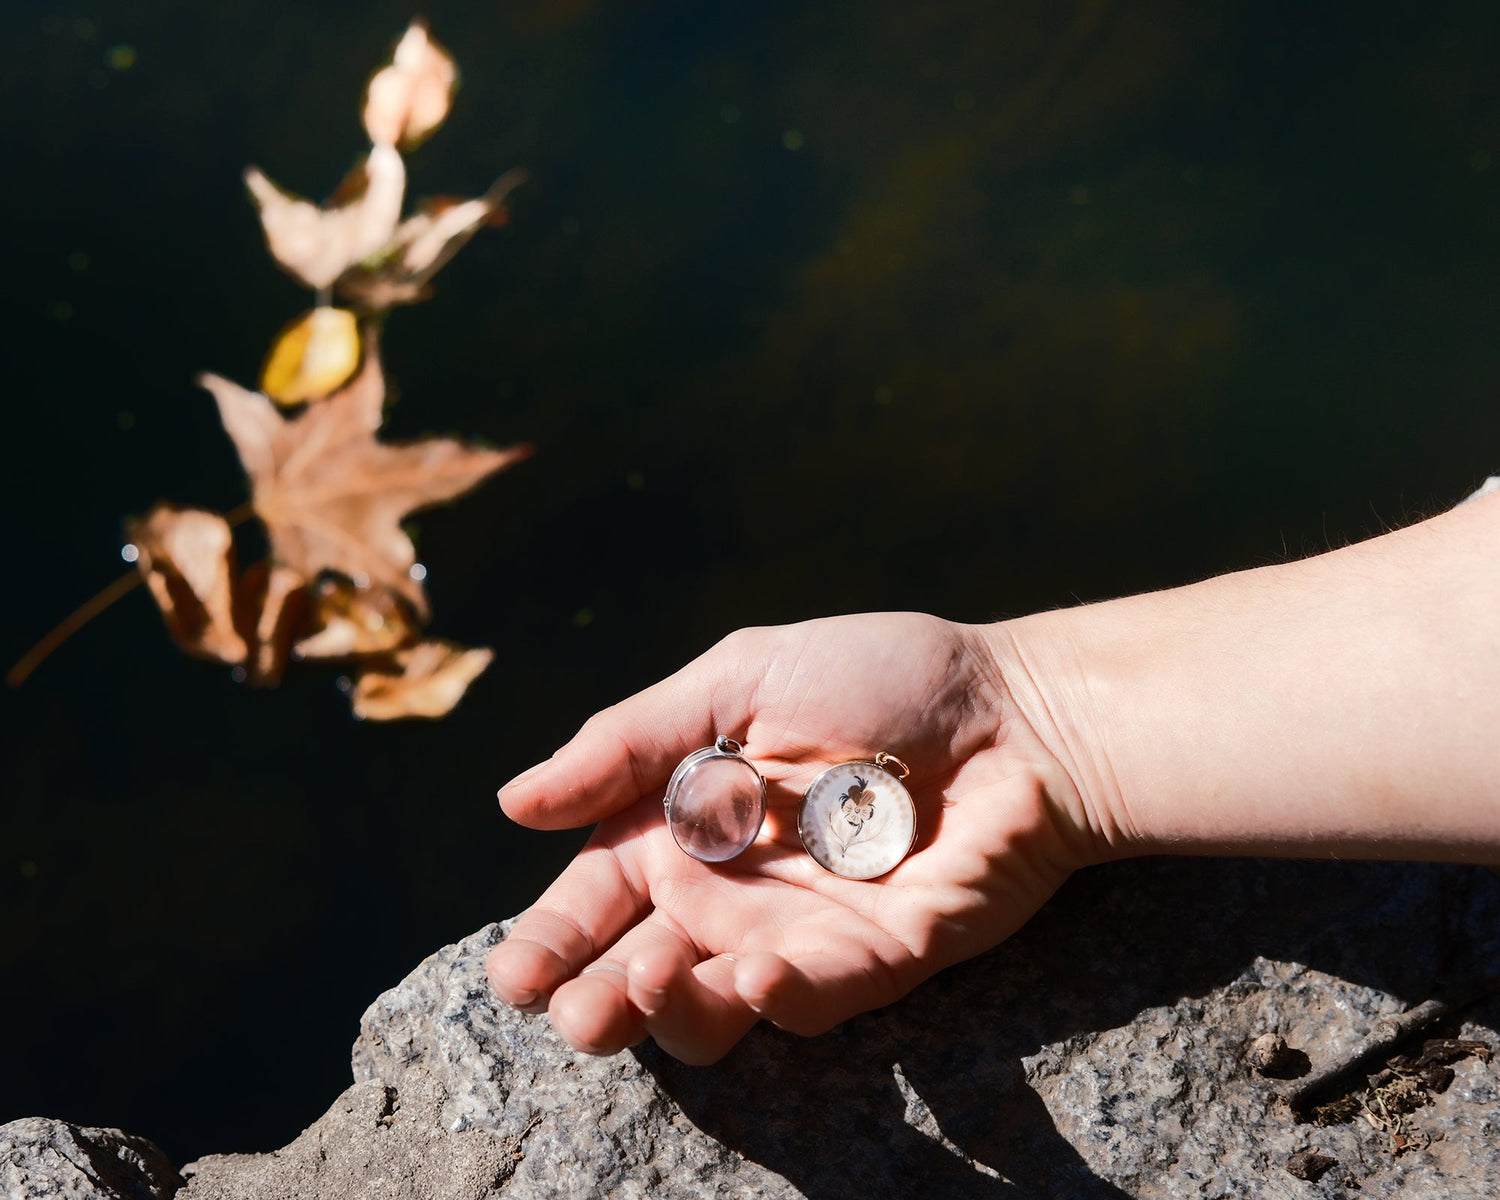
[[3, 0, 1498, 1165]]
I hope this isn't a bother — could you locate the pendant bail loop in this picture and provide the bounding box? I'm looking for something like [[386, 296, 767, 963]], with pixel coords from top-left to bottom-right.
[[874, 751, 909, 779]]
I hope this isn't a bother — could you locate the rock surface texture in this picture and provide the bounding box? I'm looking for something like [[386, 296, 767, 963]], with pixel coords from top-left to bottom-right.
[[0, 1117, 180, 1200], [13, 858, 1500, 1199]]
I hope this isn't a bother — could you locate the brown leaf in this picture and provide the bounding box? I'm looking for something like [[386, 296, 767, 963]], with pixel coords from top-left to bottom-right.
[[350, 641, 493, 720], [260, 306, 362, 405], [1285, 1150, 1337, 1182], [363, 21, 458, 150], [294, 576, 419, 660], [237, 561, 309, 686], [245, 144, 406, 291], [127, 504, 249, 665], [198, 328, 531, 618], [337, 169, 528, 309]]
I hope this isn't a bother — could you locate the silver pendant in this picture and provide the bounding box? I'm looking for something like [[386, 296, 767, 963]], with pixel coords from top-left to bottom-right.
[[663, 735, 767, 862], [798, 753, 916, 880]]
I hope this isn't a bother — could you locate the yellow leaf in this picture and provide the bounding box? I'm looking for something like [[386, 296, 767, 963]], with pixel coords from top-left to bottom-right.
[[260, 307, 361, 405]]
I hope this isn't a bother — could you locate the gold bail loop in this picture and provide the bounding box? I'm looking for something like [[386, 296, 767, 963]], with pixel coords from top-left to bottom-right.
[[874, 751, 909, 779]]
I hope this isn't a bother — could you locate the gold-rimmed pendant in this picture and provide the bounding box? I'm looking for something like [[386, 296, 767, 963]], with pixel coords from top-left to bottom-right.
[[797, 752, 916, 880]]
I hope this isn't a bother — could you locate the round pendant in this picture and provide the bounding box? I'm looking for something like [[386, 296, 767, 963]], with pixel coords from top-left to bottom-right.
[[798, 756, 917, 880], [663, 736, 767, 862]]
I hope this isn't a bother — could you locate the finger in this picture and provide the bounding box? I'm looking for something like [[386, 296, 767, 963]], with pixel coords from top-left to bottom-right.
[[628, 943, 759, 1065], [733, 949, 910, 1038], [498, 635, 760, 829], [544, 914, 698, 1058], [546, 907, 744, 1061], [486, 840, 648, 1012], [547, 965, 646, 1056]]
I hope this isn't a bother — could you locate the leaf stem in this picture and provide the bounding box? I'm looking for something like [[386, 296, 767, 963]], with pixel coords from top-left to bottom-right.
[[5, 502, 257, 689], [6, 570, 143, 688]]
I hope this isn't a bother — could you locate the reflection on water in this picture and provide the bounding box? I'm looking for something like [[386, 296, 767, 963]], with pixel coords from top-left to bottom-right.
[[2, 0, 1498, 1164]]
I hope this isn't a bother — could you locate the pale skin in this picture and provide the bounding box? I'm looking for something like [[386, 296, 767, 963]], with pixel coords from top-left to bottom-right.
[[487, 490, 1500, 1064]]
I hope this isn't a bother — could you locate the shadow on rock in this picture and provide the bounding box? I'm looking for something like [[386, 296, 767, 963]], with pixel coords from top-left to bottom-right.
[[639, 857, 1500, 1198], [156, 857, 1500, 1199]]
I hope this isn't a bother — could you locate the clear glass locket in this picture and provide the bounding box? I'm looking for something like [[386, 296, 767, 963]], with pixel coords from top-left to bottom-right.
[[797, 752, 916, 880], [663, 735, 767, 862]]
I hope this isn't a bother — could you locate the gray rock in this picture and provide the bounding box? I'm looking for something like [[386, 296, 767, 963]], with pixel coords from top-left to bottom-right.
[[175, 857, 1500, 1200], [1025, 958, 1500, 1197], [0, 1116, 179, 1200], [179, 1074, 531, 1200]]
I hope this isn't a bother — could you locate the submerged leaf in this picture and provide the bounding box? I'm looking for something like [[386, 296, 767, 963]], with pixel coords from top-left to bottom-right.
[[127, 505, 249, 665], [294, 576, 419, 659], [245, 144, 406, 291], [260, 306, 362, 405], [337, 169, 528, 309], [363, 21, 458, 150], [351, 640, 493, 720], [198, 328, 532, 618]]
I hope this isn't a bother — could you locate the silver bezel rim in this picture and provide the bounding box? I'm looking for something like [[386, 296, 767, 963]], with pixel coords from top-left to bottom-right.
[[663, 739, 768, 862]]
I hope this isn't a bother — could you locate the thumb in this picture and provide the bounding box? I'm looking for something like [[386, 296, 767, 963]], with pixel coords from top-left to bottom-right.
[[498, 634, 760, 829]]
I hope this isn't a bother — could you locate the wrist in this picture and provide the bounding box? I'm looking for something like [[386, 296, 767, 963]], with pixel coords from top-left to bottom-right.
[[970, 615, 1134, 870]]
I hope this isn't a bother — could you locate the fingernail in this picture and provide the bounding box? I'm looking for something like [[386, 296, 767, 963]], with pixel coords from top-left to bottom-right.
[[740, 991, 769, 1015], [507, 987, 538, 1009], [631, 977, 668, 1016], [499, 758, 552, 793]]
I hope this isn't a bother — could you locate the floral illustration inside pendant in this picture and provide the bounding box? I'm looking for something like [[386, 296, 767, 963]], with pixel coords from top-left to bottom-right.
[[798, 755, 916, 880]]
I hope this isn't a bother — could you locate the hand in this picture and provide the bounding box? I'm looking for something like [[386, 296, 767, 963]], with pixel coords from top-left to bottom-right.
[[486, 612, 1094, 1063]]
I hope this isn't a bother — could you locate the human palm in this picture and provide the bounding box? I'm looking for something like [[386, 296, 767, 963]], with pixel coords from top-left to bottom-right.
[[487, 612, 1084, 1063]]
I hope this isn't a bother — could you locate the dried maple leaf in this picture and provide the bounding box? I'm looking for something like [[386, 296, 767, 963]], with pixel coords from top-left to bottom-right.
[[337, 169, 528, 309], [294, 576, 418, 660], [363, 20, 458, 150], [197, 328, 531, 619], [351, 640, 494, 720], [245, 144, 406, 291], [5, 22, 525, 720], [127, 504, 249, 665]]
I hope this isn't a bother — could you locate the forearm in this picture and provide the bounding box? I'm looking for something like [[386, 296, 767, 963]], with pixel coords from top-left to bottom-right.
[[991, 493, 1500, 864]]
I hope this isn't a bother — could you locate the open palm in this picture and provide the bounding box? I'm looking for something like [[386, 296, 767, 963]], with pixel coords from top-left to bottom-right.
[[487, 612, 1084, 1063]]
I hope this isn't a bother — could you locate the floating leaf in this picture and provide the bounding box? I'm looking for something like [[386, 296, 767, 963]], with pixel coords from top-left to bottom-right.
[[351, 640, 493, 720], [198, 328, 532, 619], [127, 505, 249, 665], [363, 20, 458, 150], [245, 144, 405, 291], [260, 306, 362, 405], [238, 561, 309, 686], [5, 22, 525, 721], [337, 169, 528, 309], [294, 575, 419, 659]]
